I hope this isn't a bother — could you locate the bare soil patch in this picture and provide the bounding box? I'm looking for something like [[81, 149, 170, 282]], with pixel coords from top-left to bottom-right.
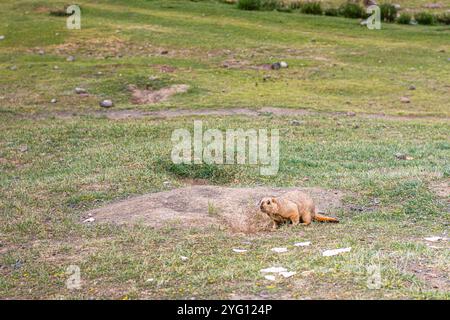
[[128, 84, 189, 105], [85, 186, 344, 233]]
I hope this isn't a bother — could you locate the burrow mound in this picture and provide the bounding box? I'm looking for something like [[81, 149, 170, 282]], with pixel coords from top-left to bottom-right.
[[86, 186, 344, 233]]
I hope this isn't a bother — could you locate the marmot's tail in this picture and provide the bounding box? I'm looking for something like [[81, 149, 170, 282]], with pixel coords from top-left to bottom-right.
[[314, 213, 339, 223]]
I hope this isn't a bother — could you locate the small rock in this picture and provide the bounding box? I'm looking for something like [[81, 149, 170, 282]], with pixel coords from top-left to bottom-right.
[[0, 35, 5, 40], [83, 217, 95, 223], [271, 62, 281, 70], [75, 87, 87, 94], [280, 271, 296, 278], [395, 153, 413, 160], [280, 61, 288, 68], [50, 98, 57, 103], [12, 260, 23, 270], [160, 50, 169, 55], [99, 99, 114, 108], [400, 96, 410, 103], [53, 66, 59, 70], [271, 247, 288, 253], [180, 256, 188, 261], [232, 249, 248, 253], [322, 247, 351, 257], [260, 267, 287, 273], [264, 275, 276, 281], [290, 120, 302, 126], [408, 85, 416, 90], [148, 76, 159, 81], [346, 111, 356, 117], [10, 65, 17, 71], [294, 241, 311, 247], [146, 278, 155, 283], [66, 55, 75, 62], [38, 49, 45, 55], [18, 145, 28, 152], [424, 236, 448, 242]]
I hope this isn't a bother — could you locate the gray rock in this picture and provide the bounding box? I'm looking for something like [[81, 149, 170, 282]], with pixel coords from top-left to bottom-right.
[[280, 61, 288, 68], [99, 99, 114, 108], [51, 98, 57, 103], [400, 96, 410, 103], [66, 55, 75, 62], [75, 87, 87, 94], [38, 49, 45, 55], [53, 65, 59, 70], [346, 111, 356, 117], [0, 35, 5, 40], [10, 65, 17, 71], [409, 85, 416, 90], [271, 62, 281, 70], [290, 120, 303, 126]]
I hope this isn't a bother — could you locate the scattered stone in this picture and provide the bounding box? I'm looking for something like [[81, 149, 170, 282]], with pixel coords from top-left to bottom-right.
[[400, 96, 410, 103], [322, 247, 351, 257], [0, 35, 4, 40], [271, 62, 281, 70], [99, 99, 114, 108], [66, 55, 75, 62], [12, 260, 23, 270], [83, 217, 95, 223], [146, 278, 155, 283], [53, 65, 59, 70], [180, 256, 188, 261], [160, 50, 169, 55], [271, 247, 288, 253], [75, 87, 87, 94], [232, 249, 248, 253], [51, 98, 57, 104], [260, 267, 287, 273], [18, 145, 28, 152], [262, 75, 271, 81], [264, 275, 276, 281], [290, 120, 302, 126], [38, 49, 45, 55], [408, 85, 416, 90], [10, 65, 17, 71], [424, 236, 448, 242], [280, 271, 296, 278], [395, 153, 414, 160], [148, 76, 159, 81], [423, 3, 442, 9], [294, 241, 311, 247], [280, 61, 288, 68], [346, 111, 356, 117]]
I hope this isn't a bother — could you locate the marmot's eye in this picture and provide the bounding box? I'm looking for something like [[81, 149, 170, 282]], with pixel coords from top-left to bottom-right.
[[267, 200, 270, 205]]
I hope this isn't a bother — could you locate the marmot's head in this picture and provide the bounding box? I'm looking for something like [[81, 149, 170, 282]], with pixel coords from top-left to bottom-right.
[[259, 197, 278, 215]]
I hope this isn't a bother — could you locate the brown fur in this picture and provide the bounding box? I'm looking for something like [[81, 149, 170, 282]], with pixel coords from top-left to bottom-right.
[[259, 191, 339, 228]]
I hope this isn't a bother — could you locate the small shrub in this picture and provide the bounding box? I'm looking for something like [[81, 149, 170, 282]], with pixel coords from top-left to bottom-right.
[[415, 11, 436, 25], [396, 12, 412, 24], [379, 3, 398, 22], [301, 2, 323, 15], [338, 2, 364, 19], [436, 12, 450, 25], [237, 0, 261, 10], [288, 0, 302, 10], [261, 0, 280, 10], [324, 7, 339, 17]]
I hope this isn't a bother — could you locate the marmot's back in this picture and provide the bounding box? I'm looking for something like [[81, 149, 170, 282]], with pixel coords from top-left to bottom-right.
[[281, 191, 315, 214]]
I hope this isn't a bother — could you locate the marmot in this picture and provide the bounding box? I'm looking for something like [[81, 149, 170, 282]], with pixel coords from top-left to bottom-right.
[[259, 191, 339, 228]]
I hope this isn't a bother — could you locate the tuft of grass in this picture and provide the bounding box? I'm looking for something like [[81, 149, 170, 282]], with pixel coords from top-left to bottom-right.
[[436, 12, 450, 25], [338, 2, 365, 19], [300, 2, 323, 15], [397, 12, 412, 25], [379, 3, 398, 23], [237, 0, 261, 10], [415, 12, 436, 25]]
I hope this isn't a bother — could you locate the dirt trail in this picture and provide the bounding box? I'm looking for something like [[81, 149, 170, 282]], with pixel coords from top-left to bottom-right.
[[85, 186, 344, 233]]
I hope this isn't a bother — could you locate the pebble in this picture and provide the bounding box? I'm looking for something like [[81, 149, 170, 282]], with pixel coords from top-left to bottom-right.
[[400, 96, 410, 103], [280, 61, 288, 68], [66, 55, 75, 62], [0, 35, 4, 40], [408, 85, 416, 90], [291, 120, 302, 126], [99, 99, 114, 108], [10, 65, 17, 71], [51, 98, 57, 103], [75, 87, 87, 94]]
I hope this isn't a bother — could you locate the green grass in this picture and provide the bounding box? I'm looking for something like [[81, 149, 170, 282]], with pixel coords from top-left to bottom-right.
[[0, 0, 449, 299]]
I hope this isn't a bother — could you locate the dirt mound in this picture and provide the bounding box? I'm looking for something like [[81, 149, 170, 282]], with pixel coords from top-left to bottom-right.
[[128, 84, 189, 104], [85, 186, 344, 233]]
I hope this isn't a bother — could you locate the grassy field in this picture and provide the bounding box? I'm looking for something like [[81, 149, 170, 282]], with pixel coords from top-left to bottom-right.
[[0, 0, 449, 299]]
